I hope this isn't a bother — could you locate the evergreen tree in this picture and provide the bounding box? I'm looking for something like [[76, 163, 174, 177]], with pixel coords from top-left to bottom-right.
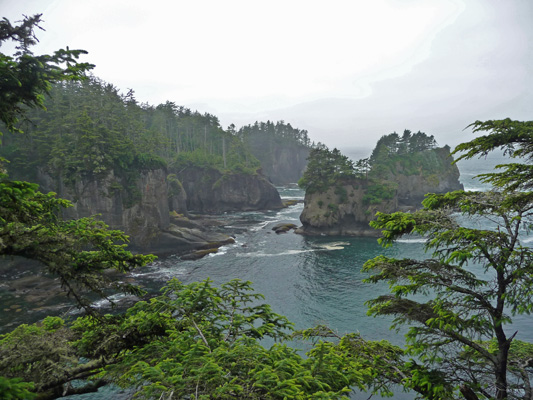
[[364, 119, 533, 399], [0, 16, 155, 396], [298, 145, 356, 193]]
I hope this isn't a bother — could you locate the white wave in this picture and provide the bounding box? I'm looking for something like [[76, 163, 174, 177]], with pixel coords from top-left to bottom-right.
[[209, 247, 229, 256], [236, 242, 349, 257], [236, 249, 316, 257], [128, 272, 147, 277], [149, 266, 188, 279], [396, 238, 427, 243], [251, 220, 273, 231], [313, 241, 351, 250], [463, 187, 490, 193], [521, 237, 533, 244], [91, 293, 128, 309], [265, 218, 300, 228], [133, 266, 188, 279]]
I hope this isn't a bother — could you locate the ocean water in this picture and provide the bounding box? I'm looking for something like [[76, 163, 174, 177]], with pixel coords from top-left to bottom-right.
[[3, 155, 532, 399]]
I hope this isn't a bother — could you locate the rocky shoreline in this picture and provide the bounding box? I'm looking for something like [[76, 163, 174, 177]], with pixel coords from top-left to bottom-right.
[[0, 201, 305, 332]]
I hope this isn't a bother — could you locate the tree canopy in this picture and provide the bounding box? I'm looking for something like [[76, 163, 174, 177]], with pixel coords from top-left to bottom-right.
[[0, 14, 94, 134], [0, 15, 155, 397], [298, 145, 357, 193], [453, 119, 533, 191], [369, 129, 437, 165]]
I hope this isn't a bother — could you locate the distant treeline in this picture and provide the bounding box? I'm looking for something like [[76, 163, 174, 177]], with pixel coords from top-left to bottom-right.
[[236, 120, 312, 148], [0, 76, 313, 183]]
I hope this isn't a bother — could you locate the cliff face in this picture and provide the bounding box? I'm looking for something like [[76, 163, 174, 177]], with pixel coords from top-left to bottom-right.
[[33, 165, 283, 253], [298, 181, 397, 236], [177, 167, 283, 213], [37, 168, 171, 249], [250, 144, 310, 185], [393, 147, 463, 206]]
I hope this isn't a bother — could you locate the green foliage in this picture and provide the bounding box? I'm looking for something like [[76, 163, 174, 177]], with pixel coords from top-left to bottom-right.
[[364, 122, 533, 399], [363, 130, 448, 181], [133, 152, 167, 170], [363, 181, 397, 205], [334, 185, 348, 203], [0, 14, 94, 135], [0, 376, 35, 400], [369, 130, 437, 165], [238, 120, 312, 148], [2, 77, 261, 183], [0, 316, 76, 394], [71, 279, 383, 399], [327, 203, 339, 213], [453, 118, 533, 191], [299, 146, 357, 193], [0, 176, 156, 314]]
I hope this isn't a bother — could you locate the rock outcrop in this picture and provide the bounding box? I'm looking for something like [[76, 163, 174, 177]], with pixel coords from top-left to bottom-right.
[[34, 165, 282, 256], [176, 167, 283, 213], [297, 180, 397, 236], [34, 168, 235, 256], [37, 168, 170, 248], [393, 147, 463, 206]]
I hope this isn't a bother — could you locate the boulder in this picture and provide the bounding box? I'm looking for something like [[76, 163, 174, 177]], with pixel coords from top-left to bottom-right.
[[271, 223, 298, 234]]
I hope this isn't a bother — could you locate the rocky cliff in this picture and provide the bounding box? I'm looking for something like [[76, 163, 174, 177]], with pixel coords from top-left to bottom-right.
[[37, 168, 170, 246], [393, 147, 463, 206], [34, 165, 283, 255], [34, 168, 231, 256], [297, 180, 397, 236], [176, 167, 283, 213]]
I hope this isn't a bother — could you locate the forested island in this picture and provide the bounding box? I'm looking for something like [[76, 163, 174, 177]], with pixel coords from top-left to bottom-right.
[[2, 14, 533, 400], [297, 131, 463, 235]]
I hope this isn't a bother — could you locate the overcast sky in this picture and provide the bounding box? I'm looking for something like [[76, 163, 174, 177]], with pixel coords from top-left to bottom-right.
[[2, 0, 532, 154]]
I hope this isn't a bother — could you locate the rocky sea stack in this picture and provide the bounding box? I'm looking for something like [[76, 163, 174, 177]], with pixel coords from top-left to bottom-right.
[[297, 131, 464, 236]]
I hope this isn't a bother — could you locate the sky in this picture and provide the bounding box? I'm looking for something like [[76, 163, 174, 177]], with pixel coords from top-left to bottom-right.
[[2, 0, 532, 155]]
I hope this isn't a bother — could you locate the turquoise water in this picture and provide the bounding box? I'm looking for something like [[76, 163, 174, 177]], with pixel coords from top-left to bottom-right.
[[124, 189, 418, 399], [134, 198, 410, 343]]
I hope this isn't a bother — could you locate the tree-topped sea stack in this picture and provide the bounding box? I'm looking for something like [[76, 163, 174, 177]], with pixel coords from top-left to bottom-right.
[[297, 131, 463, 236]]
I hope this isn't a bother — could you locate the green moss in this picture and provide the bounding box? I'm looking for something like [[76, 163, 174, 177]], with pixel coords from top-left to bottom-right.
[[334, 185, 348, 203], [426, 174, 440, 187], [327, 203, 339, 212], [363, 181, 397, 205], [167, 174, 184, 195]]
